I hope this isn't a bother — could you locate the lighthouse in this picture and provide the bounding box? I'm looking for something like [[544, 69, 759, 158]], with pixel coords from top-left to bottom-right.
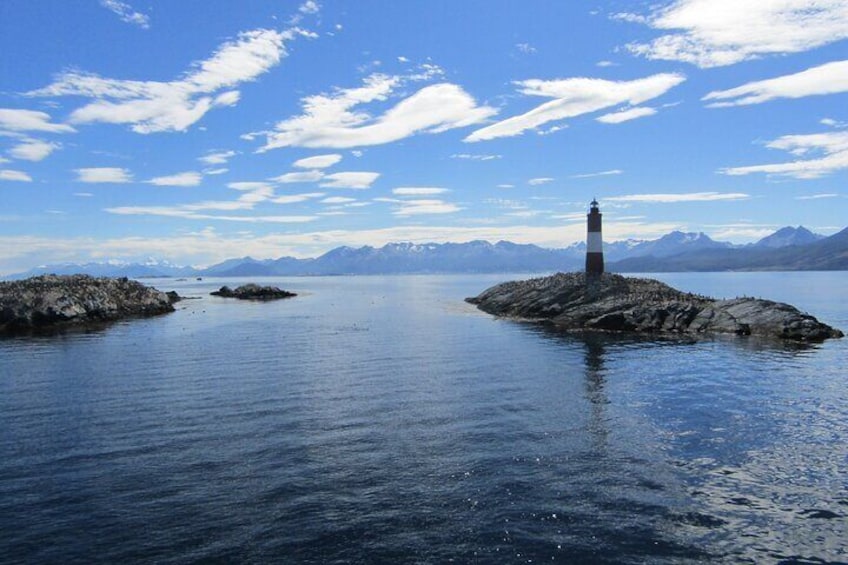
[[585, 199, 604, 277]]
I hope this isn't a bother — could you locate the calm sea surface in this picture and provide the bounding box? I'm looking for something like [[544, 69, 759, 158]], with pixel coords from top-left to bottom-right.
[[1, 272, 846, 564]]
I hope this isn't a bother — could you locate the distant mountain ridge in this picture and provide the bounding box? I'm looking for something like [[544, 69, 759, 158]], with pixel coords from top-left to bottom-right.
[[6, 226, 844, 279]]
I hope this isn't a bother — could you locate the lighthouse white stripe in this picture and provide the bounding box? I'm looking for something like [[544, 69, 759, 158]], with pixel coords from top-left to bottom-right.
[[588, 232, 603, 253]]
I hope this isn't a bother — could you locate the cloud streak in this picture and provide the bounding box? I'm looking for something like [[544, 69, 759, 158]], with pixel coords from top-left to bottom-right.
[[605, 192, 749, 203], [721, 130, 848, 179], [703, 60, 848, 107], [29, 28, 302, 133], [620, 0, 848, 68], [0, 108, 75, 133], [465, 73, 684, 142], [100, 0, 150, 29], [75, 167, 132, 183], [256, 71, 496, 150]]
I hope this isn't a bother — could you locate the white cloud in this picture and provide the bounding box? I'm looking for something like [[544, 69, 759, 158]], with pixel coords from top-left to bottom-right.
[[299, 1, 320, 15], [204, 168, 229, 175], [0, 108, 75, 133], [29, 28, 299, 133], [571, 169, 623, 178], [228, 181, 274, 191], [450, 153, 501, 161], [106, 207, 317, 223], [0, 169, 32, 182], [9, 139, 59, 161], [516, 43, 537, 54], [256, 72, 497, 150], [321, 196, 356, 204], [272, 170, 325, 183], [820, 118, 848, 128], [596, 106, 657, 123], [721, 130, 848, 179], [199, 150, 237, 165], [319, 171, 380, 189], [393, 199, 462, 216], [465, 73, 684, 142], [146, 171, 203, 187], [796, 193, 840, 200], [497, 184, 514, 188], [605, 192, 750, 203], [271, 192, 324, 204], [528, 177, 554, 185], [703, 60, 848, 107], [621, 0, 848, 68], [75, 167, 132, 183], [100, 0, 150, 29], [393, 187, 449, 196], [293, 154, 343, 169]]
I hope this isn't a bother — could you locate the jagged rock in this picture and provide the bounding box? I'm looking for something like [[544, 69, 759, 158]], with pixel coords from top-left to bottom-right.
[[210, 283, 296, 301], [0, 274, 176, 335], [467, 272, 843, 342]]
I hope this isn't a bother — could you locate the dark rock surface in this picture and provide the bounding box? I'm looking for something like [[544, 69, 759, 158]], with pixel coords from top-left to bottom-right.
[[467, 272, 843, 342], [210, 283, 296, 301], [0, 274, 176, 335]]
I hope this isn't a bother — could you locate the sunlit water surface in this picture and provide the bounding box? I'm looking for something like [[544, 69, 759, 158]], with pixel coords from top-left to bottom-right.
[[1, 272, 846, 563]]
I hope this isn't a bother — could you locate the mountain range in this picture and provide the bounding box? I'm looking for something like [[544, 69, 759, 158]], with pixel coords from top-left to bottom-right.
[[7, 226, 844, 279]]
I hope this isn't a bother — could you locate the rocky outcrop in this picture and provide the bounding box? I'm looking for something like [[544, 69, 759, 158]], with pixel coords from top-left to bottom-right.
[[467, 272, 843, 342], [0, 274, 177, 335], [210, 283, 296, 300]]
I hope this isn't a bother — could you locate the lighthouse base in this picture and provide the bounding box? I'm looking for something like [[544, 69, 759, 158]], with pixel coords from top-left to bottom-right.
[[585, 252, 604, 277]]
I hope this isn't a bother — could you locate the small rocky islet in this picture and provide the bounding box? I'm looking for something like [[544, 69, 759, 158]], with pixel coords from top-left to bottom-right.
[[467, 272, 843, 342], [210, 283, 296, 300], [0, 274, 179, 336]]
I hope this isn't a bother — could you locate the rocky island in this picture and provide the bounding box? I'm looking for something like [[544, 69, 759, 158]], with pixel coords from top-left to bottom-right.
[[0, 274, 178, 336], [210, 283, 296, 300], [467, 272, 843, 342]]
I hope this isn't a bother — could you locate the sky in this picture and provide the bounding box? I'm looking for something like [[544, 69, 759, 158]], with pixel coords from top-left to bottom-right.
[[1, 0, 847, 273]]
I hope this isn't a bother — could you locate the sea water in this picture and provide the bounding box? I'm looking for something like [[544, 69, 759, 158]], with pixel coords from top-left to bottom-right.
[[1, 272, 846, 563]]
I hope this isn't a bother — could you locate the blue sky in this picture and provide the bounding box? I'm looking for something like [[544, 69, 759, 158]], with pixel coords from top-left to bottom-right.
[[1, 0, 847, 273]]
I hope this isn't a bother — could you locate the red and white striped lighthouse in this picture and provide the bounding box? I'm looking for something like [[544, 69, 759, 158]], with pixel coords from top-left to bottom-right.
[[585, 199, 604, 277]]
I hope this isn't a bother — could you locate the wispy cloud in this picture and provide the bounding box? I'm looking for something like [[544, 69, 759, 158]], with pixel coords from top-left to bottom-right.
[[29, 28, 304, 133], [596, 106, 657, 123], [255, 70, 496, 150], [465, 73, 684, 142], [75, 167, 132, 183], [0, 169, 33, 182], [528, 177, 554, 186], [795, 193, 840, 200], [319, 171, 380, 189], [393, 199, 462, 216], [571, 169, 623, 179], [703, 60, 848, 107], [145, 172, 203, 187], [100, 0, 150, 29], [605, 192, 749, 203], [321, 196, 356, 204], [0, 108, 75, 133], [721, 130, 848, 179], [619, 0, 848, 68], [198, 150, 237, 165], [450, 153, 501, 161], [272, 170, 326, 184], [392, 187, 449, 196], [8, 139, 60, 161], [293, 154, 343, 169]]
